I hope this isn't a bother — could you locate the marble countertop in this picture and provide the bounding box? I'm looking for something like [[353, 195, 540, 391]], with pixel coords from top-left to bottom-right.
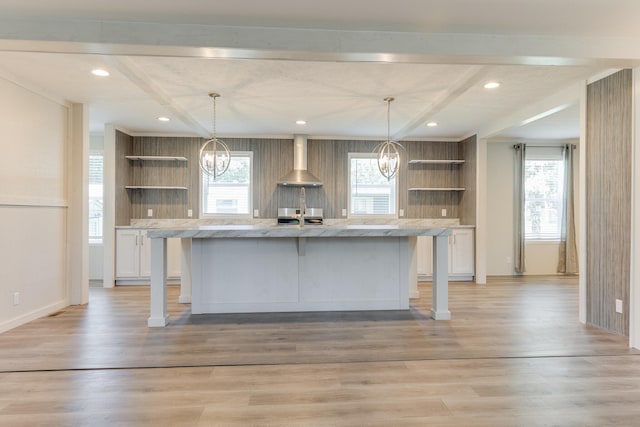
[[146, 224, 453, 239]]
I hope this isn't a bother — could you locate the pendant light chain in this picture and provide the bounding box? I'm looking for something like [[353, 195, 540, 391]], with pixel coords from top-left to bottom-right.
[[387, 97, 391, 143], [212, 93, 217, 139]]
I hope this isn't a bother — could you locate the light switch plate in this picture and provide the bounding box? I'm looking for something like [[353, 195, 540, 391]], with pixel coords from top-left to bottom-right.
[[342, 208, 347, 217], [187, 209, 193, 217], [254, 209, 260, 217], [147, 208, 153, 217]]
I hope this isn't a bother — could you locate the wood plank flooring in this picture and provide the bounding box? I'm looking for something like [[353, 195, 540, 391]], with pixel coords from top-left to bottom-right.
[[1, 276, 640, 426]]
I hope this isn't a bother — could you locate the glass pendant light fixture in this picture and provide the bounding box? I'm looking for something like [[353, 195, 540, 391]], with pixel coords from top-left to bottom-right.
[[373, 96, 405, 180], [199, 92, 231, 179]]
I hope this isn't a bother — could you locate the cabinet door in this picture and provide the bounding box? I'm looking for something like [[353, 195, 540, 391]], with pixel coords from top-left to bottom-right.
[[416, 236, 432, 276], [116, 230, 141, 278], [450, 229, 475, 275], [139, 232, 151, 278], [167, 238, 182, 279]]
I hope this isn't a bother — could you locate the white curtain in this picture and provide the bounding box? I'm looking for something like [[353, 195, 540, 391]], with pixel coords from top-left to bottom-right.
[[514, 144, 526, 273], [558, 144, 579, 274]]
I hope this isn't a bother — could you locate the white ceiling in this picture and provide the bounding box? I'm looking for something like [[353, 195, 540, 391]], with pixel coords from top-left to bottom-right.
[[0, 1, 638, 141]]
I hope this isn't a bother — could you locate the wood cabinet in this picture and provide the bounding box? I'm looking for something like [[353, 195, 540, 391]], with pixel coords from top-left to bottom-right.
[[417, 228, 474, 281], [115, 229, 181, 284], [115, 229, 149, 279]]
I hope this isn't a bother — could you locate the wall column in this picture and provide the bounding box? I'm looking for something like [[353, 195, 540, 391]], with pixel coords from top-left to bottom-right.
[[631, 68, 640, 349], [578, 81, 587, 324], [68, 103, 89, 305], [102, 124, 116, 288], [475, 138, 488, 285]]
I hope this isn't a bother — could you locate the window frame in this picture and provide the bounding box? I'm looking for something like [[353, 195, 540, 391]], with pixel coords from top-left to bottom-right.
[[88, 150, 104, 244], [523, 146, 565, 242], [347, 152, 398, 219], [200, 151, 253, 218]]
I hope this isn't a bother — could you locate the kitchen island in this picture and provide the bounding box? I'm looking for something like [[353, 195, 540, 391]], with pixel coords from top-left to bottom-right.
[[146, 224, 453, 327]]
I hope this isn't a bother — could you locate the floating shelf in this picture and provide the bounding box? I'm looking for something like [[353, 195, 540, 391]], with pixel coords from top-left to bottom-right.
[[408, 160, 465, 164], [125, 186, 188, 190], [125, 155, 188, 162], [408, 187, 465, 191]]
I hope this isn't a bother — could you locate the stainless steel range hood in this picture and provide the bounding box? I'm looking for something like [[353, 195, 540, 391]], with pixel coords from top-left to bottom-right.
[[277, 134, 323, 187]]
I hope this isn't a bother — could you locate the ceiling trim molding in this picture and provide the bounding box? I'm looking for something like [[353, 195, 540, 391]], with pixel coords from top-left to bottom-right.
[[0, 67, 71, 107], [477, 81, 584, 139]]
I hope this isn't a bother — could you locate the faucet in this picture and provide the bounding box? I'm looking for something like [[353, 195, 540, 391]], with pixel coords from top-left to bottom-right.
[[299, 187, 306, 228]]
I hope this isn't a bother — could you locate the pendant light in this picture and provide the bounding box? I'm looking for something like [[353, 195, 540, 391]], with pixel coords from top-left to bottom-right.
[[199, 92, 231, 179], [373, 97, 404, 180]]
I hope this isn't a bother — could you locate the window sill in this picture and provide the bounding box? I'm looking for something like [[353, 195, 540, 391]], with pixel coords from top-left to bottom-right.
[[525, 239, 562, 245]]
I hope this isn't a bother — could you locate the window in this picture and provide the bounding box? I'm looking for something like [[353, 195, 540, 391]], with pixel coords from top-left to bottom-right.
[[201, 152, 252, 216], [88, 153, 104, 244], [349, 153, 397, 216], [524, 147, 565, 240]]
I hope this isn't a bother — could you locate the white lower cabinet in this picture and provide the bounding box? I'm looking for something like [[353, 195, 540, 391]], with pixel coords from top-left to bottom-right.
[[115, 229, 181, 284], [417, 228, 475, 281]]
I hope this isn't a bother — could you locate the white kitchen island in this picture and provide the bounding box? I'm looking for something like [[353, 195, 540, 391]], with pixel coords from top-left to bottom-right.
[[146, 225, 452, 327]]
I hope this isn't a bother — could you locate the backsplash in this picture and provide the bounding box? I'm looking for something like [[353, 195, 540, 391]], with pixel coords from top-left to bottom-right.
[[116, 132, 476, 226]]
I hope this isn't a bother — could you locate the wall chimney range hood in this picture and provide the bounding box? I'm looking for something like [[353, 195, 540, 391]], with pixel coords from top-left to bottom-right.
[[277, 134, 323, 187]]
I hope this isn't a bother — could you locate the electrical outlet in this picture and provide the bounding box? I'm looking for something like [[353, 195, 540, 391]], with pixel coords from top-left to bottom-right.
[[342, 208, 347, 217], [616, 299, 623, 314], [254, 209, 259, 217], [187, 209, 193, 218], [399, 209, 405, 217], [506, 256, 512, 264], [441, 209, 447, 217], [147, 208, 153, 217], [13, 292, 20, 306]]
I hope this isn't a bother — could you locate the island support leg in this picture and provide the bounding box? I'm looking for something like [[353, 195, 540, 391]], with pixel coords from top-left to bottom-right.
[[431, 234, 451, 320], [148, 237, 170, 327], [179, 238, 192, 303]]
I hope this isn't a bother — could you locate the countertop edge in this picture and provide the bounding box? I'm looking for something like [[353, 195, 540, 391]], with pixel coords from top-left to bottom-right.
[[146, 225, 455, 239]]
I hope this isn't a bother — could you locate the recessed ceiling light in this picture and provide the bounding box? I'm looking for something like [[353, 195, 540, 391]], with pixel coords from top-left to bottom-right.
[[427, 122, 438, 127], [91, 69, 110, 77], [296, 120, 307, 125], [484, 81, 501, 89], [157, 117, 170, 122]]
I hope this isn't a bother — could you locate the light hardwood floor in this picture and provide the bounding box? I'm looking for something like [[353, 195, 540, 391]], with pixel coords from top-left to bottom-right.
[[1, 276, 640, 426]]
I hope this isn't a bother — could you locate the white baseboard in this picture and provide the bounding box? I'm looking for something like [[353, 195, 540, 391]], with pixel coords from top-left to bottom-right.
[[115, 278, 181, 286], [0, 299, 68, 334], [417, 274, 475, 282]]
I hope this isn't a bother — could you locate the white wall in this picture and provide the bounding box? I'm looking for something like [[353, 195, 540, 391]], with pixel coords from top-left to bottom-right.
[[486, 141, 516, 274], [89, 244, 104, 280], [0, 77, 70, 332], [486, 140, 579, 276]]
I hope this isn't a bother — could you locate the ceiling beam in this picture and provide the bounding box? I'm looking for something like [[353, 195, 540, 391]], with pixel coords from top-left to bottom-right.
[[1, 19, 640, 67], [392, 65, 488, 141], [104, 56, 210, 137]]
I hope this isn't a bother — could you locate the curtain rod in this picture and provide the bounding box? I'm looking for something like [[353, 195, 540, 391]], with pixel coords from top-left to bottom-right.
[[513, 143, 576, 149]]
